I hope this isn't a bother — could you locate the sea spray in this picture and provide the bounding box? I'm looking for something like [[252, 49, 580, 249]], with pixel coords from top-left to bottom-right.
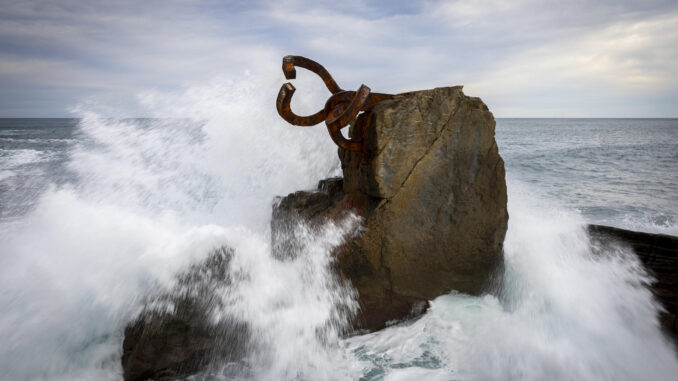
[[0, 71, 353, 380], [218, 216, 360, 379], [345, 181, 678, 380], [125, 215, 361, 380]]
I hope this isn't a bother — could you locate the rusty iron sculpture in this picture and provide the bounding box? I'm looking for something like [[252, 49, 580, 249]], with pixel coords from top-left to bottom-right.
[[276, 56, 393, 151]]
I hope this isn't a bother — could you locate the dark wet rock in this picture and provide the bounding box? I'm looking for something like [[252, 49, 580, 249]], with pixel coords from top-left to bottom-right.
[[587, 224, 678, 338], [121, 247, 249, 381], [273, 86, 509, 332]]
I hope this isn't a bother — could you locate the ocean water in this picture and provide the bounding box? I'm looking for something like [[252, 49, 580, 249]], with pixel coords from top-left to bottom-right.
[[1, 80, 677, 380], [0, 118, 78, 222], [499, 118, 678, 235]]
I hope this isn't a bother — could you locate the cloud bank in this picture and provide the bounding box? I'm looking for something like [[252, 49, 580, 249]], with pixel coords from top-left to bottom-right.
[[0, 0, 676, 117]]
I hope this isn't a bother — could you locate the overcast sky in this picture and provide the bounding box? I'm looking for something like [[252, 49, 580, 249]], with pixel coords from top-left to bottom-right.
[[1, 0, 677, 117]]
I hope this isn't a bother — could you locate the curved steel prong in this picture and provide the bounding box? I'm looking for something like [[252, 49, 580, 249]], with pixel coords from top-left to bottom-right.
[[326, 85, 370, 129], [275, 55, 394, 151], [276, 83, 327, 126], [282, 55, 343, 94], [324, 90, 353, 116], [326, 85, 371, 151]]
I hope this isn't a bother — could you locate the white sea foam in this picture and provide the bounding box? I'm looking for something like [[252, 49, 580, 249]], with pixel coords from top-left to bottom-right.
[[1, 148, 45, 168], [617, 213, 678, 236], [0, 169, 15, 181], [0, 69, 348, 380], [0, 189, 232, 380]]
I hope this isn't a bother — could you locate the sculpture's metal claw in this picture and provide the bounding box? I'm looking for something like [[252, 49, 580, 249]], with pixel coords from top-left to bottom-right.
[[282, 55, 342, 94], [276, 56, 393, 151], [276, 83, 327, 126], [325, 85, 371, 151], [325, 85, 370, 131]]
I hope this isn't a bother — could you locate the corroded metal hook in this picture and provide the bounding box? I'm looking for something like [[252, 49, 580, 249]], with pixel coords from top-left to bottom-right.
[[276, 55, 393, 151]]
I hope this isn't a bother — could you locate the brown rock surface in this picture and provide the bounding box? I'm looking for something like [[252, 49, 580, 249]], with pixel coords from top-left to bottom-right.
[[273, 86, 508, 331]]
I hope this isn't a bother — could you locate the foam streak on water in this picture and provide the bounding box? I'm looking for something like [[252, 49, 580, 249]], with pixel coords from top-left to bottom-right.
[[0, 74, 676, 380]]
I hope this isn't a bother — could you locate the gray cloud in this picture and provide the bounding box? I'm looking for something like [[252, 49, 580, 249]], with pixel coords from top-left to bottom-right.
[[0, 0, 676, 117]]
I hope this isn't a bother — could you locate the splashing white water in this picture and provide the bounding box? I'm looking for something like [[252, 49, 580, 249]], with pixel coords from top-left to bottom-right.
[[345, 182, 677, 380], [0, 71, 676, 381], [0, 70, 349, 380]]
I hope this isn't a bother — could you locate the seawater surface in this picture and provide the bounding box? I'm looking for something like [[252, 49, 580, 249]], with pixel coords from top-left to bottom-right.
[[499, 118, 678, 234], [1, 85, 677, 381]]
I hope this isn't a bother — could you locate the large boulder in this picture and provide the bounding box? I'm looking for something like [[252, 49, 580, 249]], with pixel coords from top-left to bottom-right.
[[273, 86, 508, 331]]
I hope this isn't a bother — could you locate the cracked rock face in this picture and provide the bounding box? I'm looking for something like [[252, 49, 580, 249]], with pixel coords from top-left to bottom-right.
[[274, 86, 508, 331]]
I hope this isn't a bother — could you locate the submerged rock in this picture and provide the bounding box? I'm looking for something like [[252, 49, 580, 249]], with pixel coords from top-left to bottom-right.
[[274, 86, 509, 331]]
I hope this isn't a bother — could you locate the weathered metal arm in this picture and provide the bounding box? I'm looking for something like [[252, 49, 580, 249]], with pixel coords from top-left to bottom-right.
[[276, 56, 342, 127], [276, 55, 393, 151], [326, 85, 371, 151], [282, 55, 342, 94], [276, 83, 327, 126]]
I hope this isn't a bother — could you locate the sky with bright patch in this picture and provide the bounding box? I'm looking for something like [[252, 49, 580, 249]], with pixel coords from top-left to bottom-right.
[[1, 0, 677, 117]]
